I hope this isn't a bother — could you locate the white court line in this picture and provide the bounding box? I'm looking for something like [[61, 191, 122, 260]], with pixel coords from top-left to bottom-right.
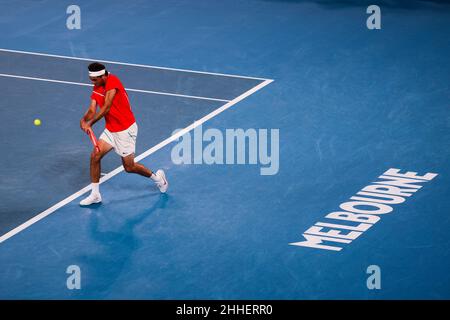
[[0, 79, 273, 244], [0, 73, 230, 102], [0, 48, 271, 81]]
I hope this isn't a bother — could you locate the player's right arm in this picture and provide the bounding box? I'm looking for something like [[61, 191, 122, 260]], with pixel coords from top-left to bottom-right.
[[80, 99, 97, 132]]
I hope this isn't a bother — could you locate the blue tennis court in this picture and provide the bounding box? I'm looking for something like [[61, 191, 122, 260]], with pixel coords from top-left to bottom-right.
[[0, 0, 449, 300]]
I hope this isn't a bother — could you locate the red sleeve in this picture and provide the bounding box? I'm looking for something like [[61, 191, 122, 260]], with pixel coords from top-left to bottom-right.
[[90, 86, 104, 106]]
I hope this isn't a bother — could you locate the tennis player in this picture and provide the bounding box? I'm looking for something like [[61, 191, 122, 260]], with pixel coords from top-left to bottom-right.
[[79, 62, 168, 206]]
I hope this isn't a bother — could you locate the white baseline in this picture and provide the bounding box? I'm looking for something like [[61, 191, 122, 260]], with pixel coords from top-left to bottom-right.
[[0, 73, 230, 102], [0, 48, 271, 81]]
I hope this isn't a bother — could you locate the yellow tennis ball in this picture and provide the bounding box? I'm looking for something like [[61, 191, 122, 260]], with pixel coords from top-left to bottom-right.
[[34, 119, 41, 126]]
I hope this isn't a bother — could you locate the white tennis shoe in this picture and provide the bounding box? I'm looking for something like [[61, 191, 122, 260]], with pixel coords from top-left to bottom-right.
[[155, 169, 168, 193], [79, 193, 102, 206]]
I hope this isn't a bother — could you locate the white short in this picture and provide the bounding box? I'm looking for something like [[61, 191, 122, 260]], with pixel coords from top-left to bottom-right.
[[100, 122, 138, 157]]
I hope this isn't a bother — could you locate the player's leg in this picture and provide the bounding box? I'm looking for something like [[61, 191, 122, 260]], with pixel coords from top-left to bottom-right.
[[90, 139, 113, 183], [121, 153, 152, 177], [121, 154, 168, 193], [80, 139, 113, 206], [116, 123, 168, 193]]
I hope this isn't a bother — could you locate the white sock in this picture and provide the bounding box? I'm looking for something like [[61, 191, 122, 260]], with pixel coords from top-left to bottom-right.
[[150, 172, 161, 183], [91, 182, 100, 195]]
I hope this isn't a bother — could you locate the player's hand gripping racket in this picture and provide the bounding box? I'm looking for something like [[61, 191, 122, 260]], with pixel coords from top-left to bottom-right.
[[87, 129, 100, 153]]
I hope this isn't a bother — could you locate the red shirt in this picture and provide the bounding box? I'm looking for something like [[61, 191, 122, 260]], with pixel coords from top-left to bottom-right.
[[90, 74, 136, 132]]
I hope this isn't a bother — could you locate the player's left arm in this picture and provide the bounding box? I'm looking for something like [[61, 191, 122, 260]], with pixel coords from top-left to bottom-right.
[[88, 88, 117, 126]]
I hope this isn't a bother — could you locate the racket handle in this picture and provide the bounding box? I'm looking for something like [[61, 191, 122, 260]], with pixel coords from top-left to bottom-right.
[[87, 129, 100, 153]]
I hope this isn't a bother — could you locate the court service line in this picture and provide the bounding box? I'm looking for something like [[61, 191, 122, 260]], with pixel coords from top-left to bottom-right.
[[0, 73, 230, 102], [0, 48, 272, 81], [0, 79, 273, 244]]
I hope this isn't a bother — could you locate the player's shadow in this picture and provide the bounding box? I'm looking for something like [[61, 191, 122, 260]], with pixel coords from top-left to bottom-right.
[[76, 193, 169, 298]]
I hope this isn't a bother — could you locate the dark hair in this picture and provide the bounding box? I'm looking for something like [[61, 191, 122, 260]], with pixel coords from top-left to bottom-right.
[[88, 62, 108, 75]]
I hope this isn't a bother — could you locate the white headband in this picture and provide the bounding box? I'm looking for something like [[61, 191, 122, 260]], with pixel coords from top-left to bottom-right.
[[89, 69, 106, 77]]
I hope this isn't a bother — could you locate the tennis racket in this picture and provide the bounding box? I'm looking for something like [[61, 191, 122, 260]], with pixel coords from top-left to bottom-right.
[[87, 129, 100, 153]]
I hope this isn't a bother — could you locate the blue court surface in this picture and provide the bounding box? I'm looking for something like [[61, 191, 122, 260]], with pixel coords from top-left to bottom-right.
[[0, 0, 449, 300]]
